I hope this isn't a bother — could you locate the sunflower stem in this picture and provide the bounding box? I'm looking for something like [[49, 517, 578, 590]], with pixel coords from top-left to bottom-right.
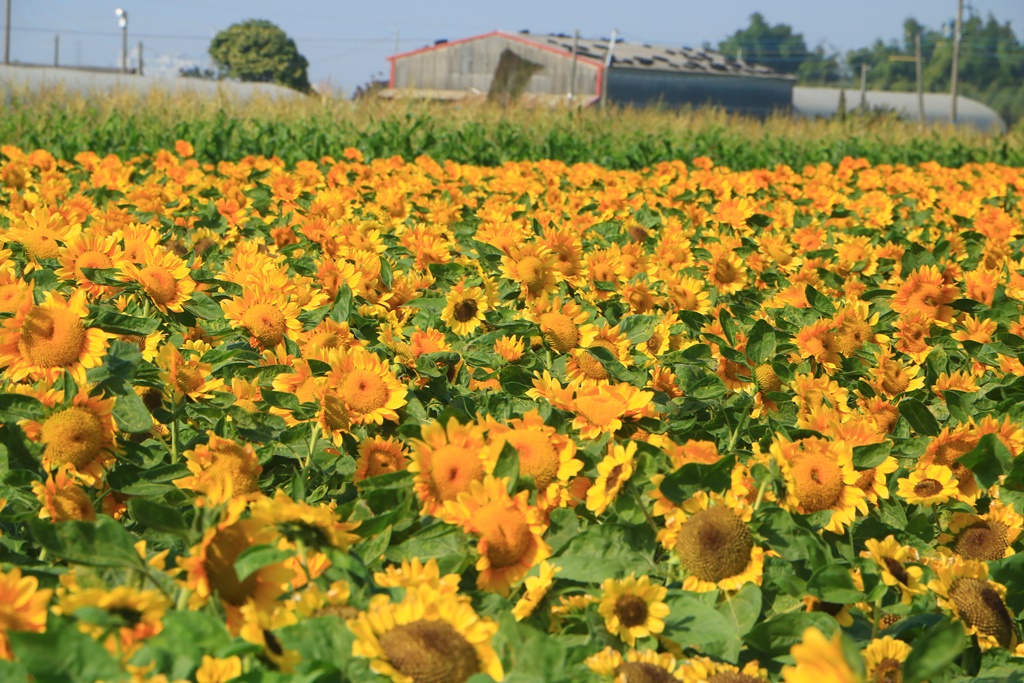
[[170, 410, 180, 463], [752, 477, 770, 511], [629, 481, 660, 536], [871, 596, 883, 639], [299, 422, 320, 502]]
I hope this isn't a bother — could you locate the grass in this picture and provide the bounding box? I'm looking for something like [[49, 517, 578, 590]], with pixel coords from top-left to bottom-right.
[[1, 85, 1021, 169]]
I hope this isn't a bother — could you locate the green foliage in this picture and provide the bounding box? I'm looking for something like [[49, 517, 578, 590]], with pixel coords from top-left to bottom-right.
[[209, 19, 311, 93]]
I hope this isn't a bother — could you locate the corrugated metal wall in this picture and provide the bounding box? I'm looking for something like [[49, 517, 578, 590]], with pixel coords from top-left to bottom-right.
[[394, 35, 599, 96], [606, 68, 793, 117]]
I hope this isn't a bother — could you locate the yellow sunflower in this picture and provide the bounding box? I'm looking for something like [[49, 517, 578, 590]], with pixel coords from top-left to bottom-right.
[[861, 536, 926, 605], [0, 567, 54, 660], [31, 467, 96, 522], [572, 384, 654, 440], [704, 242, 747, 296], [928, 557, 1018, 650], [221, 285, 302, 351], [772, 435, 869, 534], [21, 390, 118, 483], [354, 435, 410, 482], [586, 441, 637, 516], [566, 324, 632, 386], [484, 410, 582, 510], [532, 296, 598, 354], [55, 584, 169, 659], [676, 656, 769, 683], [4, 205, 81, 269], [938, 499, 1023, 561], [120, 247, 196, 314], [869, 346, 925, 398], [896, 464, 960, 506], [174, 432, 263, 505], [54, 231, 125, 299], [346, 585, 504, 683], [597, 574, 670, 646], [444, 476, 550, 596], [250, 489, 360, 552], [324, 346, 408, 427], [500, 242, 560, 300], [374, 557, 462, 596], [512, 561, 560, 621], [862, 636, 911, 683], [0, 286, 109, 386], [441, 280, 488, 336], [177, 500, 293, 630], [408, 417, 497, 517], [157, 344, 226, 402], [585, 647, 684, 681], [781, 627, 859, 683], [0, 270, 29, 314], [660, 491, 764, 593]]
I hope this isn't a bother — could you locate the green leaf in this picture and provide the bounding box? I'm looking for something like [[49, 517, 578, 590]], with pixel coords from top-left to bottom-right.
[[746, 319, 777, 364], [499, 365, 533, 397], [111, 386, 155, 433], [8, 618, 121, 683], [898, 398, 940, 437], [718, 583, 763, 639], [89, 308, 161, 336], [330, 285, 353, 323], [805, 285, 836, 315], [554, 523, 655, 583], [127, 498, 187, 534], [852, 442, 892, 469], [183, 291, 224, 320], [902, 619, 967, 683], [959, 432, 1014, 489], [494, 441, 520, 493], [28, 516, 144, 569], [0, 393, 47, 422], [665, 592, 743, 661], [659, 455, 735, 504], [79, 266, 124, 286], [807, 564, 866, 604], [618, 314, 659, 344], [234, 544, 292, 583], [744, 612, 838, 659]]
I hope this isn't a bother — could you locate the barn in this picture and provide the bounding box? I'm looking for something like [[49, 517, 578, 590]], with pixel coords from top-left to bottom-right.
[[386, 31, 794, 116]]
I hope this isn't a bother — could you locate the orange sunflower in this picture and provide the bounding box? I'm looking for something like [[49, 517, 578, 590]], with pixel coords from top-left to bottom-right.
[[354, 435, 410, 482], [444, 476, 550, 596], [408, 417, 498, 517], [0, 567, 54, 660], [891, 264, 957, 325], [221, 286, 302, 351], [4, 205, 81, 270], [54, 231, 125, 299], [120, 247, 196, 314], [571, 383, 655, 440], [21, 390, 118, 483], [323, 346, 408, 426], [175, 432, 263, 505], [0, 286, 109, 386], [772, 435, 869, 534], [31, 468, 96, 522]]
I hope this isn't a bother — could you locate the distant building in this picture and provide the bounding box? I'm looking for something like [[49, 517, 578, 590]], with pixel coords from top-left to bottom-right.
[[385, 30, 794, 116], [793, 87, 1006, 133]]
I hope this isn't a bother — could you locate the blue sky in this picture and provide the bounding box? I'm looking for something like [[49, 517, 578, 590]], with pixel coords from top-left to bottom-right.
[[5, 1, 1022, 93]]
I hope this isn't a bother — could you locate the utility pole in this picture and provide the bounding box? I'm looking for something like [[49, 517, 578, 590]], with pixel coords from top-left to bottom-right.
[[3, 0, 11, 65], [859, 63, 869, 111], [54, 35, 58, 67], [600, 28, 617, 108], [116, 8, 127, 73], [137, 40, 143, 75], [568, 29, 579, 100], [915, 33, 924, 123], [950, 0, 963, 123]]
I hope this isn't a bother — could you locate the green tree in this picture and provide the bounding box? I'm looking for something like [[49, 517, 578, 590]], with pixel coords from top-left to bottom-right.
[[209, 19, 310, 93], [718, 13, 811, 75]]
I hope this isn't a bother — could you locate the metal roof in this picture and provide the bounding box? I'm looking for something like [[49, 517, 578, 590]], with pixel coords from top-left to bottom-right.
[[793, 86, 1007, 133], [518, 32, 790, 79], [0, 65, 303, 102]]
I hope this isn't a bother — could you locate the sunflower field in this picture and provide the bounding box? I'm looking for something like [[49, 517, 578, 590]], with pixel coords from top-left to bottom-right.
[[1, 141, 1024, 683]]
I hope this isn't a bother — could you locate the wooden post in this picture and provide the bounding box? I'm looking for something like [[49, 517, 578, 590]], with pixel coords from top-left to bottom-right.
[[54, 35, 59, 67], [915, 33, 924, 123], [600, 28, 617, 108], [859, 63, 868, 111], [568, 29, 579, 100], [3, 0, 10, 65], [137, 40, 143, 75]]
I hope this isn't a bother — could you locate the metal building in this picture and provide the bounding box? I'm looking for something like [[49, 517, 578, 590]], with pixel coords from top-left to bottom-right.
[[793, 86, 1006, 133], [386, 31, 794, 115]]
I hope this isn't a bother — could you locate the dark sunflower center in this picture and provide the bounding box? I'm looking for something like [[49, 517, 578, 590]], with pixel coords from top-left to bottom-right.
[[953, 521, 1008, 562], [108, 607, 144, 626], [882, 557, 911, 586], [949, 577, 1015, 649], [873, 658, 902, 683], [378, 619, 480, 683], [614, 594, 649, 628], [913, 478, 943, 497], [675, 506, 753, 583], [452, 299, 478, 323], [708, 673, 767, 683], [616, 662, 679, 683]]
